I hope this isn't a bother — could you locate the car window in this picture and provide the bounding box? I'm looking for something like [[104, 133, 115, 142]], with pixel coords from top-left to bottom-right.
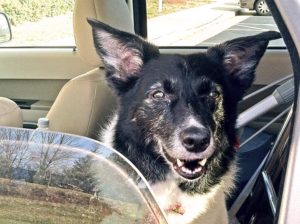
[[0, 0, 285, 48], [146, 0, 285, 47], [0, 0, 75, 47]]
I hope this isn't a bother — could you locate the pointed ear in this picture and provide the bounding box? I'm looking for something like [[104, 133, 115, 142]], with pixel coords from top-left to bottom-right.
[[208, 31, 281, 94], [87, 18, 159, 93]]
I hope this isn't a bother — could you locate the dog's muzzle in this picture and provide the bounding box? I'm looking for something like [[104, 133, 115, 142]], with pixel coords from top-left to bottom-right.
[[162, 127, 212, 180]]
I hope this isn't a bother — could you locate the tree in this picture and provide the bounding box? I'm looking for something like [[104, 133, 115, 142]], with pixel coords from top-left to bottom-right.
[[0, 128, 31, 179], [32, 132, 74, 185], [63, 155, 97, 193]]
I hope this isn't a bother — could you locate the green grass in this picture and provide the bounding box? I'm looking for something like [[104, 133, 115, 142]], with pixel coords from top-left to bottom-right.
[[147, 0, 211, 18], [0, 178, 112, 224], [0, 195, 108, 224], [0, 178, 149, 223]]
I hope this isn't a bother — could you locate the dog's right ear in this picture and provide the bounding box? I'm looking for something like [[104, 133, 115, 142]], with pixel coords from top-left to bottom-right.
[[87, 18, 159, 93]]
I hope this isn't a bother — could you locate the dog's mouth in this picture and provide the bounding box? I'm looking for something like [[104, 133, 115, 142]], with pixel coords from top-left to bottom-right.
[[162, 148, 208, 180], [172, 158, 207, 180]]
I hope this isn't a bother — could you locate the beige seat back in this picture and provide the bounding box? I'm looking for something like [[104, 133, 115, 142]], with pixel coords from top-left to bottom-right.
[[46, 0, 134, 139], [0, 97, 23, 128]]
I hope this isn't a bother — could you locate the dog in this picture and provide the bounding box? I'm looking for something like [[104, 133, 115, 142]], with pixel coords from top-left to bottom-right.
[[88, 18, 281, 224]]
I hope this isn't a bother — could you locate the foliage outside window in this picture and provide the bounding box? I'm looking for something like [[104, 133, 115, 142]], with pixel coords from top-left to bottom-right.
[[0, 0, 75, 46]]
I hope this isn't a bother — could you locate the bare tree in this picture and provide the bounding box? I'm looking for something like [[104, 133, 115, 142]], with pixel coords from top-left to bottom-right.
[[0, 128, 31, 178], [0, 128, 101, 190], [32, 132, 75, 185]]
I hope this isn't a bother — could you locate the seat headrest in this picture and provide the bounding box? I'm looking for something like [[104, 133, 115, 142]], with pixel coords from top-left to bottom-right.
[[74, 0, 134, 67], [0, 97, 22, 128]]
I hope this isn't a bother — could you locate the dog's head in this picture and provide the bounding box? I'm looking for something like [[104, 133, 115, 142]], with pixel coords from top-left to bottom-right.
[[88, 19, 280, 187]]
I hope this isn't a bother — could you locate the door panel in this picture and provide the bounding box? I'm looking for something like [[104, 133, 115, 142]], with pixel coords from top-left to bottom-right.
[[255, 50, 292, 85], [0, 48, 93, 80], [0, 48, 95, 125]]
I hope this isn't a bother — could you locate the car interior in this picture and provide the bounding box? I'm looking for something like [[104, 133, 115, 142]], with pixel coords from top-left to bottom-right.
[[0, 0, 293, 133], [0, 0, 299, 223]]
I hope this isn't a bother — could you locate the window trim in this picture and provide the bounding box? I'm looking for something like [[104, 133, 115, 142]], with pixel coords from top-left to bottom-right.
[[132, 0, 147, 38]]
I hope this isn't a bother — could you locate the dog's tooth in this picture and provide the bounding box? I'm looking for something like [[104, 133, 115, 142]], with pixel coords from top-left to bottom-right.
[[182, 167, 192, 174], [177, 159, 184, 167], [194, 167, 202, 173], [198, 158, 207, 166]]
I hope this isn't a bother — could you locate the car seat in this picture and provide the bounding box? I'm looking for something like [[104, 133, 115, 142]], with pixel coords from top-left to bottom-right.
[[46, 0, 134, 139], [0, 97, 22, 127]]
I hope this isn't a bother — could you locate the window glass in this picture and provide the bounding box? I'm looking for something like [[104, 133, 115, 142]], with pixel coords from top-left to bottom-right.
[[146, 0, 285, 47], [0, 127, 168, 223], [0, 0, 75, 47]]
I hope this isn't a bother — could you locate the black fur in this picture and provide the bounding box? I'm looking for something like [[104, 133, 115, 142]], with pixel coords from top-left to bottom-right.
[[88, 18, 281, 194]]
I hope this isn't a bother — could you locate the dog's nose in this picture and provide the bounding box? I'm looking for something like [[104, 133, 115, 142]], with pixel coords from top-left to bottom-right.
[[180, 127, 210, 153]]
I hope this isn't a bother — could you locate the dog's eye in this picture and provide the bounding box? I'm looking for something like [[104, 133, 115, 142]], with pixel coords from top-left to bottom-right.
[[151, 90, 165, 100], [209, 91, 220, 99]]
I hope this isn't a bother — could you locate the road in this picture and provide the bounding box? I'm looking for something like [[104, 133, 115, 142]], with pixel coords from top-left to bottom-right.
[[198, 14, 285, 47], [149, 5, 285, 48]]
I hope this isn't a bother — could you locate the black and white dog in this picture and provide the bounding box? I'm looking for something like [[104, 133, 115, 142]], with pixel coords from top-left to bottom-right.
[[88, 18, 280, 224]]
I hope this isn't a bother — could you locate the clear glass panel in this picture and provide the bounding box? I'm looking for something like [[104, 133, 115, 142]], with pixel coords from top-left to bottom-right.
[[0, 127, 167, 223], [146, 0, 285, 47]]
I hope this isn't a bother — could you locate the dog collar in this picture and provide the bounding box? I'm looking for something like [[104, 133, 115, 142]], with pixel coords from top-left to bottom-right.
[[167, 202, 185, 215], [234, 136, 240, 150]]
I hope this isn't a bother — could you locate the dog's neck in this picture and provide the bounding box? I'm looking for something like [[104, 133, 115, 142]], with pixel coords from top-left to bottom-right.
[[151, 168, 236, 224]]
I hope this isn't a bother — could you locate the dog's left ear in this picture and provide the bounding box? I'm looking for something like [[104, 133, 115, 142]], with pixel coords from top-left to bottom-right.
[[208, 31, 281, 95], [87, 18, 159, 94]]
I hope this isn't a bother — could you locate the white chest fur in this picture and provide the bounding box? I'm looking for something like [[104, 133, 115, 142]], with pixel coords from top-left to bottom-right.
[[151, 175, 230, 224]]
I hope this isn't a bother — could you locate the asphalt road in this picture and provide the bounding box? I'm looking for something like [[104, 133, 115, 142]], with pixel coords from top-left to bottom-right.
[[198, 15, 285, 47]]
